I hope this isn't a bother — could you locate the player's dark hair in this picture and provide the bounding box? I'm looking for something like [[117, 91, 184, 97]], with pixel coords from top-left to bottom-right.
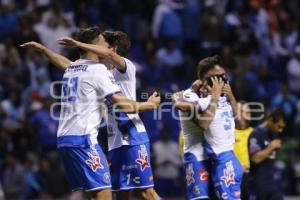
[[266, 108, 286, 123], [73, 26, 102, 55], [197, 55, 225, 79], [102, 31, 131, 56]]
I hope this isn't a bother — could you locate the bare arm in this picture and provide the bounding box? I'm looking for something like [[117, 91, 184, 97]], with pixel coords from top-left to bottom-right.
[[58, 37, 126, 71], [172, 89, 200, 112], [173, 98, 197, 112], [109, 92, 160, 113], [20, 42, 70, 70], [251, 139, 281, 164], [193, 78, 224, 130], [172, 78, 224, 130], [193, 96, 218, 130]]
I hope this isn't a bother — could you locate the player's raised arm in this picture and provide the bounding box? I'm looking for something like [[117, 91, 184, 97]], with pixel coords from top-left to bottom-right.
[[109, 91, 161, 113], [193, 77, 224, 130], [20, 41, 71, 70], [172, 91, 196, 112], [172, 80, 203, 112], [58, 36, 126, 71]]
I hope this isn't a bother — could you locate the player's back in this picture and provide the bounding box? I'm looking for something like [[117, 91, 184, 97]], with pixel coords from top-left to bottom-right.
[[57, 59, 120, 147]]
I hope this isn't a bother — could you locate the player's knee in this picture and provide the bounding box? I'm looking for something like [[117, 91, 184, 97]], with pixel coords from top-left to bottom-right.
[[139, 188, 159, 200]]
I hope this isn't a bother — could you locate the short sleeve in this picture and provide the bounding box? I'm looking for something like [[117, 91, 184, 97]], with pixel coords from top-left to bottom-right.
[[94, 68, 121, 98], [248, 132, 263, 155], [183, 89, 199, 103], [197, 96, 212, 111], [114, 57, 136, 81]]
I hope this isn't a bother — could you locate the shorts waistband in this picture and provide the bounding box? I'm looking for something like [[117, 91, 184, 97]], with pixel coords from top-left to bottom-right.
[[57, 134, 93, 148]]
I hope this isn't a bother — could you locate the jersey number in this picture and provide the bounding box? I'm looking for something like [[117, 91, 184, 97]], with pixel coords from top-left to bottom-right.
[[62, 77, 79, 102]]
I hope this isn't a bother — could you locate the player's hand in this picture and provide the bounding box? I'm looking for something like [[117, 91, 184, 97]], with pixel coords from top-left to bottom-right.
[[222, 83, 233, 98], [172, 91, 184, 104], [20, 41, 45, 51], [57, 37, 79, 47], [191, 80, 203, 91], [147, 91, 161, 108], [207, 77, 224, 98], [172, 91, 195, 112], [270, 139, 282, 150]]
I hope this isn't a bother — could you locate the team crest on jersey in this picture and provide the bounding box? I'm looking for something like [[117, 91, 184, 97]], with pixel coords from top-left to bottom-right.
[[199, 168, 209, 182], [135, 144, 150, 171], [85, 152, 104, 172], [221, 161, 235, 187], [186, 163, 195, 186]]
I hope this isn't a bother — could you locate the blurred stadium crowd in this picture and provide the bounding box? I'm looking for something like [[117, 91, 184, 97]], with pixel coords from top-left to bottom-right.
[[0, 0, 300, 199]]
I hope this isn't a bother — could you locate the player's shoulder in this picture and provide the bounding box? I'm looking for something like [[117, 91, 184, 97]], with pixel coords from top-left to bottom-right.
[[87, 63, 108, 72], [123, 57, 134, 66], [123, 57, 136, 71], [250, 126, 265, 140], [90, 64, 114, 78], [183, 88, 200, 103]]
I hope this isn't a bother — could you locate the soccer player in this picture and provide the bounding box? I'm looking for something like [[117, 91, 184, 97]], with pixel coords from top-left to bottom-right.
[[21, 27, 161, 200], [248, 109, 286, 200], [174, 55, 243, 200], [173, 78, 224, 200], [22, 29, 160, 200]]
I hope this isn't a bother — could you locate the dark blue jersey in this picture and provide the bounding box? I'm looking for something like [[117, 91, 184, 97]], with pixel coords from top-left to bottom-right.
[[248, 124, 278, 184]]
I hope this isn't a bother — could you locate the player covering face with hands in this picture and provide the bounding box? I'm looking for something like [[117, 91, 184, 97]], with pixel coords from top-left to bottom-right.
[[173, 55, 243, 200], [173, 77, 225, 200]]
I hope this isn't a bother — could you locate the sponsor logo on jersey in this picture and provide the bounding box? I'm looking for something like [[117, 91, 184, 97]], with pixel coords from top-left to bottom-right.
[[103, 172, 111, 184], [135, 144, 150, 171], [133, 177, 141, 184], [186, 163, 195, 186], [85, 152, 104, 172], [199, 168, 209, 182], [193, 185, 200, 195], [220, 160, 235, 187]]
